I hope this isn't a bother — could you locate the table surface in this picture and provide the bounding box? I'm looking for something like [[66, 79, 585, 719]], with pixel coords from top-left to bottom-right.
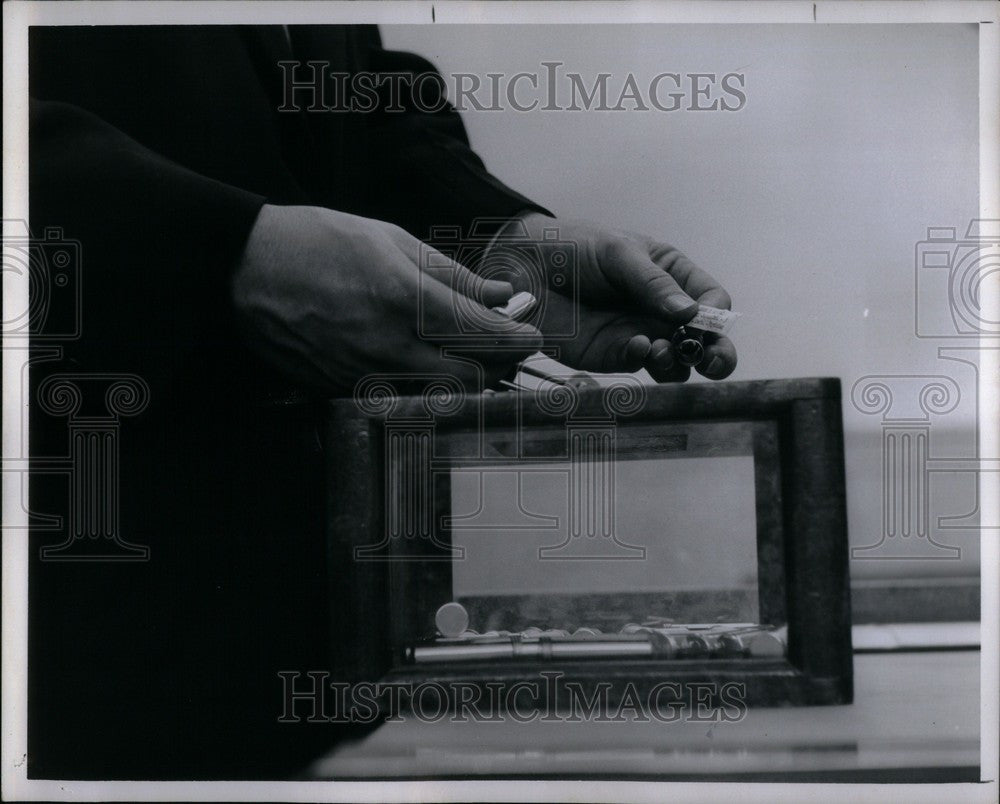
[[309, 650, 981, 782]]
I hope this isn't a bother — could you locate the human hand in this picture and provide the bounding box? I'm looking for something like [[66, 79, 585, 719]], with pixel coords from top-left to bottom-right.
[[489, 212, 737, 381], [231, 204, 543, 393], [531, 291, 734, 383]]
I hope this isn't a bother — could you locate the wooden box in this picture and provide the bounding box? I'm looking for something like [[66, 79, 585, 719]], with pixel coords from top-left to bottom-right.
[[325, 377, 853, 707]]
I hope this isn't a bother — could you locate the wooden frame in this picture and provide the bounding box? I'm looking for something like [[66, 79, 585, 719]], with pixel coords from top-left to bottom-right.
[[325, 377, 853, 706]]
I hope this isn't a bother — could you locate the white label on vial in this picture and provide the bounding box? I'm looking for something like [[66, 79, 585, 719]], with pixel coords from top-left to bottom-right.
[[688, 305, 741, 336]]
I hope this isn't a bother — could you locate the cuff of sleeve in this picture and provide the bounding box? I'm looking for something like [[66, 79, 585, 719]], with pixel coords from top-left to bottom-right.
[[481, 207, 556, 264]]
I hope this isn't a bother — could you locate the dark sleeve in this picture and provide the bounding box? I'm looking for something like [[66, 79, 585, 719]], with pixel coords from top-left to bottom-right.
[[360, 32, 553, 239], [30, 99, 266, 391]]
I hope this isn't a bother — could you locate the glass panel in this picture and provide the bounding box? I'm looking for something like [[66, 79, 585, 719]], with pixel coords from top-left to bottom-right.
[[449, 454, 758, 625]]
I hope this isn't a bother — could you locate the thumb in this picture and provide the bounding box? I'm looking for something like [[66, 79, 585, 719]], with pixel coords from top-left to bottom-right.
[[419, 245, 514, 308], [600, 239, 699, 323]]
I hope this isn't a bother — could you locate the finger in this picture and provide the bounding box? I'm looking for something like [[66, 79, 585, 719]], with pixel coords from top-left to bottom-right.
[[624, 334, 653, 371], [693, 286, 732, 311], [574, 318, 665, 373], [695, 333, 738, 380], [647, 242, 732, 311], [480, 279, 516, 308], [646, 337, 674, 376], [600, 239, 699, 323], [644, 336, 697, 383], [420, 245, 514, 307], [418, 269, 545, 350], [645, 353, 691, 383]]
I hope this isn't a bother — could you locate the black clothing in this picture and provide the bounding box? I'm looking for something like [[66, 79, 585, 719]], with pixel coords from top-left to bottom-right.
[[28, 25, 542, 779]]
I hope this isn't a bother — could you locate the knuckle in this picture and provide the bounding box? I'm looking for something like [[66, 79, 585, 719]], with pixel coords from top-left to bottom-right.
[[643, 271, 676, 293], [600, 238, 632, 269]]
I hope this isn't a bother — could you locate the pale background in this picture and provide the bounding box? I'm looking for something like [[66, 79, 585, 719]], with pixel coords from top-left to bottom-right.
[[451, 456, 759, 601], [382, 23, 981, 583]]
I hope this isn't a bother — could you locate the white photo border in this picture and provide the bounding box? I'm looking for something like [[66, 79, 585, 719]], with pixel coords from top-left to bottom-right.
[[3, 2, 998, 802]]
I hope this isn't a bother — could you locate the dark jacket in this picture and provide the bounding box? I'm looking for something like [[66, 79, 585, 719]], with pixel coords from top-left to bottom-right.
[[28, 25, 541, 780]]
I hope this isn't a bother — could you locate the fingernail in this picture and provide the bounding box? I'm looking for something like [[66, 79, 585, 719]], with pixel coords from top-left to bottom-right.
[[663, 295, 698, 319], [706, 356, 723, 376], [650, 346, 674, 370], [484, 280, 514, 305], [627, 336, 652, 364]]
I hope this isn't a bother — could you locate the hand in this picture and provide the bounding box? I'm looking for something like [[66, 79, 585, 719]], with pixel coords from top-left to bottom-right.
[[232, 204, 543, 393], [533, 291, 733, 383], [489, 212, 737, 381]]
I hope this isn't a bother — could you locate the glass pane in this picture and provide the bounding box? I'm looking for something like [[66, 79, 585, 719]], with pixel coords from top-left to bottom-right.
[[448, 448, 760, 631]]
